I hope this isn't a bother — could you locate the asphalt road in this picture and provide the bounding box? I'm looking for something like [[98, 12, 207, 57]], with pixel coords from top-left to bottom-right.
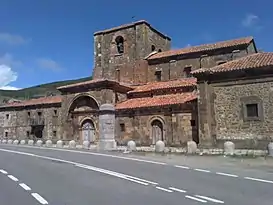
[[0, 144, 273, 205]]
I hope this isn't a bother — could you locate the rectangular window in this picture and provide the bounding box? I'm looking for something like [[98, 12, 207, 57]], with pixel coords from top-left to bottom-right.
[[184, 66, 192, 78], [246, 103, 259, 117], [38, 111, 42, 116], [190, 120, 196, 127], [53, 131, 57, 137], [5, 132, 8, 138], [155, 71, 162, 82], [27, 112, 30, 117], [26, 131, 30, 137], [120, 123, 125, 132], [54, 110, 57, 115], [6, 114, 9, 120]]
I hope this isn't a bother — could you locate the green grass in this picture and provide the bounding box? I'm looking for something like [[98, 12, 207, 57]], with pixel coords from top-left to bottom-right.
[[0, 76, 92, 102]]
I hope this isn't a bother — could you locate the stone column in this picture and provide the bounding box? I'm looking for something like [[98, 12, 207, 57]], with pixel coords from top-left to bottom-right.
[[98, 104, 117, 150]]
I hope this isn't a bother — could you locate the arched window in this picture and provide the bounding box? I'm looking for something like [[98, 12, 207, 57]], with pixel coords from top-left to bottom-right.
[[151, 45, 156, 52], [115, 36, 124, 54], [158, 49, 162, 52]]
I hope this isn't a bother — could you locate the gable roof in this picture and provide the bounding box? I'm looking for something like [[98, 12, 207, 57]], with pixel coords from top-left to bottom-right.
[[128, 78, 196, 94], [0, 96, 62, 109], [192, 52, 273, 75], [116, 92, 197, 110], [148, 36, 254, 60]]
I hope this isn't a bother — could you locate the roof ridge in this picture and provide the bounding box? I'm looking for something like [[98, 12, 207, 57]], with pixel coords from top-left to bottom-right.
[[148, 36, 254, 60]]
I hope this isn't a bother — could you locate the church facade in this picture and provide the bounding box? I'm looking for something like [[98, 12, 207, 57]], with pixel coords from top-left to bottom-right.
[[1, 20, 273, 150]]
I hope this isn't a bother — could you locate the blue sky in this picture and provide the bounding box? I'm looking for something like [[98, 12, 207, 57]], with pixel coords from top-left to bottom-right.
[[0, 0, 272, 90]]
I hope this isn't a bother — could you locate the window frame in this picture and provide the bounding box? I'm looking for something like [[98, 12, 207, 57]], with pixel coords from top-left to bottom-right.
[[241, 96, 264, 121], [155, 70, 162, 82]]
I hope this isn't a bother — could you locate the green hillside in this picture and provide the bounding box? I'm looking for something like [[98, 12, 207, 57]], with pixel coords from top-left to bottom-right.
[[0, 76, 92, 103]]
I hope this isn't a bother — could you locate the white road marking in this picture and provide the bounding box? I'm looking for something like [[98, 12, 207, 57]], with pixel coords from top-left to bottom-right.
[[0, 169, 8, 174], [216, 172, 238, 178], [19, 183, 31, 191], [244, 177, 273, 184], [185, 195, 207, 203], [169, 187, 187, 193], [8, 175, 19, 182], [76, 164, 149, 186], [194, 168, 211, 173], [195, 195, 224, 203], [174, 165, 190, 169], [0, 148, 36, 157], [155, 186, 173, 193], [1, 145, 167, 165], [31, 193, 48, 204]]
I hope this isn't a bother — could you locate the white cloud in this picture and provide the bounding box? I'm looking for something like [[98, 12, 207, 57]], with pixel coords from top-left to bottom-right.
[[0, 64, 20, 90], [242, 14, 259, 28], [0, 33, 29, 46], [36, 58, 62, 71], [0, 85, 21, 90]]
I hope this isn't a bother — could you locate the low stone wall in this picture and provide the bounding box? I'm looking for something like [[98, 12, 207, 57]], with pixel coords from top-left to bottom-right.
[[0, 138, 270, 157]]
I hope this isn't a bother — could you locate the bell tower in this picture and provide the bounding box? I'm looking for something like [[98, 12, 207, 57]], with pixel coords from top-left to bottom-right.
[[92, 20, 171, 84]]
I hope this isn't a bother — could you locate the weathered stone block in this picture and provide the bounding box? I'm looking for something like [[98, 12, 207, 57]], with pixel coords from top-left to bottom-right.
[[83, 141, 90, 149], [20, 140, 26, 145], [7, 139, 13, 144], [187, 141, 197, 154], [13, 140, 19, 145], [127, 140, 136, 151], [56, 140, 63, 148], [2, 139, 7, 144], [224, 141, 235, 155], [268, 142, 273, 157], [45, 140, 52, 147], [28, 140, 34, 146], [36, 140, 43, 147], [155, 140, 165, 152], [69, 140, 76, 148], [98, 104, 117, 150]]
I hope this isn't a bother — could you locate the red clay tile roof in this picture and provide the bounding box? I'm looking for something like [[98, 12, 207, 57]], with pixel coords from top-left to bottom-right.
[[148, 37, 253, 60], [116, 92, 197, 110], [0, 96, 62, 108], [128, 78, 197, 94], [192, 52, 273, 75], [94, 20, 170, 40], [57, 78, 133, 90]]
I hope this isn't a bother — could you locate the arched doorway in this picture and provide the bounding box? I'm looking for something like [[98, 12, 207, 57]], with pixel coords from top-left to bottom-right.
[[151, 119, 164, 144], [81, 119, 96, 142], [67, 95, 99, 141]]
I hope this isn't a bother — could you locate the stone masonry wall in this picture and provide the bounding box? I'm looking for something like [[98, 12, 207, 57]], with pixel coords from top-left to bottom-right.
[[147, 48, 250, 82], [93, 23, 170, 84], [0, 106, 62, 142], [116, 104, 197, 146], [213, 79, 273, 149]]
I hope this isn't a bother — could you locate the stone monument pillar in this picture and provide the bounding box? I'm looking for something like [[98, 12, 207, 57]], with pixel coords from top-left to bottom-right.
[[98, 104, 117, 150]]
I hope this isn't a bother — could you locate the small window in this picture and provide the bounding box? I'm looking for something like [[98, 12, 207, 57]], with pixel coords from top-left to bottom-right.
[[5, 132, 8, 138], [184, 66, 192, 78], [120, 123, 125, 132], [158, 49, 162, 52], [115, 36, 124, 54], [53, 131, 57, 137], [190, 120, 196, 127], [151, 45, 156, 52], [27, 112, 30, 117], [54, 110, 57, 115], [26, 131, 30, 137], [246, 103, 259, 117], [38, 111, 42, 116], [155, 71, 162, 82], [6, 114, 9, 120]]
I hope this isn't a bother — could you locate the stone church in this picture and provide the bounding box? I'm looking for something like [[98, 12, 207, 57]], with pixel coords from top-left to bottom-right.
[[1, 20, 273, 149]]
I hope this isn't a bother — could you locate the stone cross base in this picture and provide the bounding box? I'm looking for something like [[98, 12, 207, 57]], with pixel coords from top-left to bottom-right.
[[98, 139, 117, 151]]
